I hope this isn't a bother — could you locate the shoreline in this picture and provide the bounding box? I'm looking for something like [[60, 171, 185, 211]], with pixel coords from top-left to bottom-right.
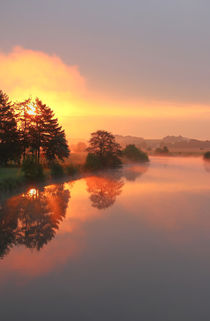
[[2, 154, 207, 200], [0, 161, 150, 200]]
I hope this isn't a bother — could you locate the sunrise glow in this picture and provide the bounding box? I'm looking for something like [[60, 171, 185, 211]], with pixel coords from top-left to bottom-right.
[[27, 188, 38, 198], [0, 46, 210, 139], [1, 1, 210, 319], [27, 104, 36, 115]]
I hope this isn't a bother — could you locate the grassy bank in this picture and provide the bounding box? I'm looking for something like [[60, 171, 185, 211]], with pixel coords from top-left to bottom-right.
[[0, 162, 80, 195], [0, 167, 25, 194], [0, 150, 149, 195]]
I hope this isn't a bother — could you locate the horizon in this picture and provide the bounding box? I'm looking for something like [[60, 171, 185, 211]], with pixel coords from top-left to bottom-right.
[[70, 133, 210, 142]]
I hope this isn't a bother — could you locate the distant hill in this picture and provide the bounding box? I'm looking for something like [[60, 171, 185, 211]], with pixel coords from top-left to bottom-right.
[[115, 135, 162, 149], [115, 134, 210, 153], [115, 135, 146, 148], [161, 139, 210, 151], [162, 135, 189, 144], [69, 134, 210, 154]]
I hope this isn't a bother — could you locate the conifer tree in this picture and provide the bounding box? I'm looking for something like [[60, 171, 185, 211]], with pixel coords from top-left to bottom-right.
[[15, 98, 32, 160], [0, 90, 21, 165], [22, 98, 70, 163]]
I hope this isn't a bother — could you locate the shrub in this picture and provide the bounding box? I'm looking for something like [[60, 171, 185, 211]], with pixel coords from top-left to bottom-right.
[[84, 153, 102, 171], [204, 151, 210, 160], [155, 146, 169, 154], [50, 162, 64, 178], [65, 164, 78, 176], [21, 156, 43, 180], [123, 144, 149, 162], [103, 152, 122, 168], [0, 177, 23, 193]]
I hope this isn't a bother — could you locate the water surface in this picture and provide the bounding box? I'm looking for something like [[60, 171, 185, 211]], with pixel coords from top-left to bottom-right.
[[1, 157, 210, 320]]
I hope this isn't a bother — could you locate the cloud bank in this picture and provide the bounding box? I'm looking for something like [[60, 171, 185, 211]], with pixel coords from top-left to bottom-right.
[[1, 47, 210, 139]]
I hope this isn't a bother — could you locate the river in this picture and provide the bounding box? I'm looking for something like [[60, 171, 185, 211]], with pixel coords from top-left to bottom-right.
[[0, 156, 210, 320]]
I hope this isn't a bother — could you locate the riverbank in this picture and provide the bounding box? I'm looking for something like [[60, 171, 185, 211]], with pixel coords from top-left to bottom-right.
[[2, 151, 208, 196], [0, 167, 25, 193], [0, 157, 150, 199], [0, 164, 80, 195]]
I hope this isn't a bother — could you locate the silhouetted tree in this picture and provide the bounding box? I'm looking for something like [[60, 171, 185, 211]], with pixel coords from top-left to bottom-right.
[[36, 98, 70, 162], [86, 130, 122, 169], [155, 146, 169, 154], [0, 90, 21, 165], [15, 98, 32, 160], [16, 97, 70, 164], [29, 98, 70, 163]]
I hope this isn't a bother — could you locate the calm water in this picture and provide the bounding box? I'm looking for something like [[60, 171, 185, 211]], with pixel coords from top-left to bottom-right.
[[1, 156, 210, 320]]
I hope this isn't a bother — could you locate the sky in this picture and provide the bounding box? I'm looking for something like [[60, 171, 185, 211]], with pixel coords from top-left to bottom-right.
[[1, 0, 210, 139]]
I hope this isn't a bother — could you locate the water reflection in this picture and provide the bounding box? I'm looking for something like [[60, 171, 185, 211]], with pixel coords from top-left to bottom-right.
[[123, 164, 148, 181], [0, 184, 70, 259], [1, 158, 210, 321], [86, 174, 124, 210], [0, 164, 148, 260], [203, 159, 210, 172], [86, 164, 148, 209]]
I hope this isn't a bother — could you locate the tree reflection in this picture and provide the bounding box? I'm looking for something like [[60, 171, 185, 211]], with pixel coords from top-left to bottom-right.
[[0, 198, 18, 259], [123, 164, 148, 181], [86, 173, 124, 210], [0, 184, 70, 259], [203, 160, 210, 173], [86, 165, 148, 209]]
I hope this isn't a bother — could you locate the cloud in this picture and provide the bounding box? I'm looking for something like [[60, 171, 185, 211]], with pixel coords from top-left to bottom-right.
[[0, 46, 86, 115], [1, 46, 210, 139]]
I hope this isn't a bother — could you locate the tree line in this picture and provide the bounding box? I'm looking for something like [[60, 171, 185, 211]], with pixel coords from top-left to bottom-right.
[[0, 90, 69, 166], [85, 130, 149, 170], [0, 89, 149, 179]]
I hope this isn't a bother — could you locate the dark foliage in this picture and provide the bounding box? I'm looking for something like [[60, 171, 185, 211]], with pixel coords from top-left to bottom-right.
[[21, 156, 44, 180], [0, 90, 22, 165], [65, 164, 78, 176], [155, 146, 169, 154], [123, 144, 149, 162], [15, 96, 70, 164], [204, 151, 210, 160], [50, 162, 64, 178], [85, 153, 102, 171], [35, 98, 70, 162], [86, 130, 122, 169]]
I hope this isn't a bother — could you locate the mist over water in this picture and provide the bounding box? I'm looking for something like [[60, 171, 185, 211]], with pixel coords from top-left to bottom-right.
[[1, 157, 210, 320]]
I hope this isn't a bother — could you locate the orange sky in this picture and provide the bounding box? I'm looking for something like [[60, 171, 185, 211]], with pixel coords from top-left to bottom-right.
[[1, 46, 210, 140]]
